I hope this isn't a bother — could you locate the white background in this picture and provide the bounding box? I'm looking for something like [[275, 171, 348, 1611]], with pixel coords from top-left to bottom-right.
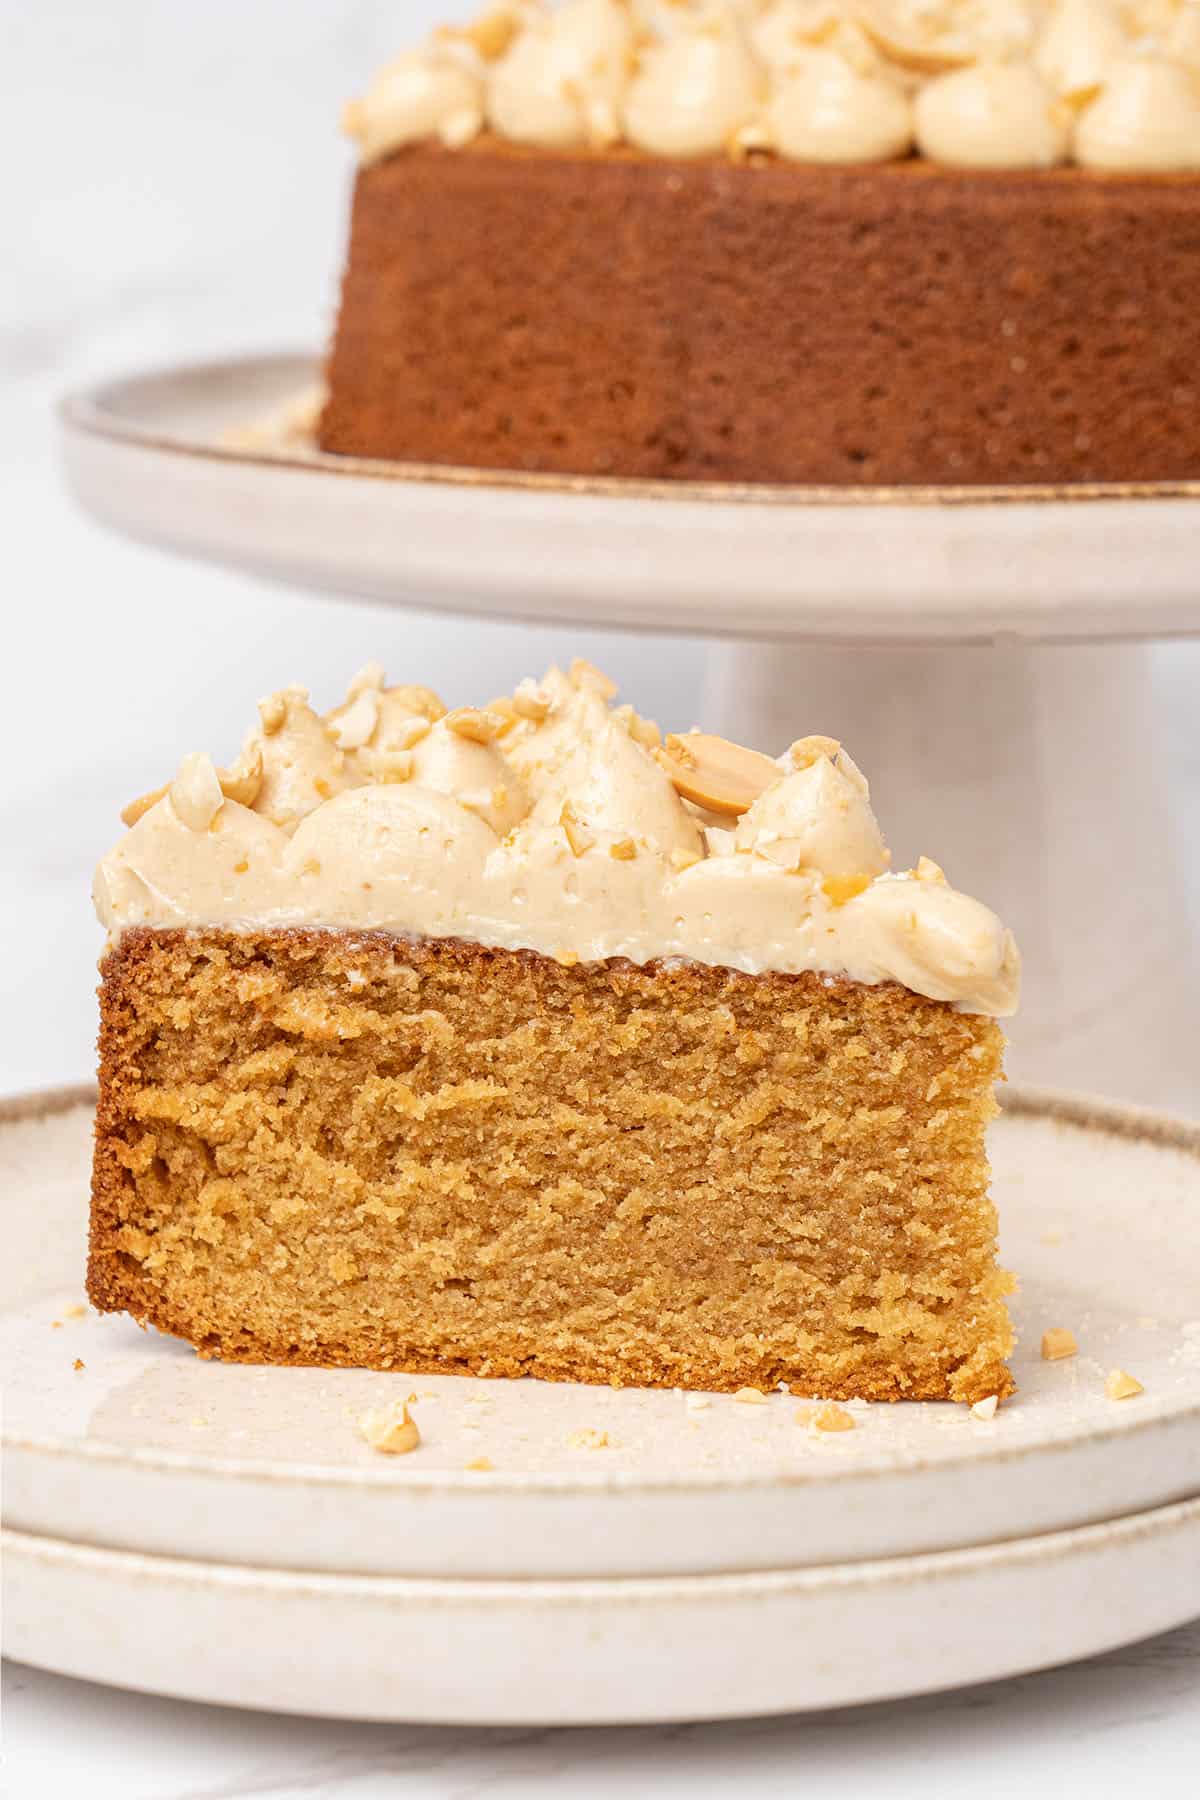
[[3, 2, 1198, 1791]]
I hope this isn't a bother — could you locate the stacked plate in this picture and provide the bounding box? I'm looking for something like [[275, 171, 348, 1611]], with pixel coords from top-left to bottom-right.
[[4, 1086, 1199, 1724]]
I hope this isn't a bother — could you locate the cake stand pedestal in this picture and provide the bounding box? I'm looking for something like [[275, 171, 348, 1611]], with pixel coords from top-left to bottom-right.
[[59, 351, 1200, 1108], [706, 640, 1197, 1108]]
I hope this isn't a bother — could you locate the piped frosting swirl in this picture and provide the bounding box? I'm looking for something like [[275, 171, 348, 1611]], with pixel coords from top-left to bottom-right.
[[96, 660, 1020, 1016], [341, 0, 1200, 170]]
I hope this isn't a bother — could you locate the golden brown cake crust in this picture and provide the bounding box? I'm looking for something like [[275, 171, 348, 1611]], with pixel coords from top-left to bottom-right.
[[90, 928, 1014, 1403], [318, 137, 1200, 488]]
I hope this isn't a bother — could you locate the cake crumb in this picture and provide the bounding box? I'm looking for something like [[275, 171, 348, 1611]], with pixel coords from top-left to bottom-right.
[[359, 1400, 421, 1454], [970, 1394, 999, 1421], [1041, 1327, 1078, 1362], [465, 1456, 494, 1472], [733, 1386, 768, 1405], [567, 1428, 610, 1450], [1105, 1369, 1144, 1401], [813, 1403, 855, 1433]]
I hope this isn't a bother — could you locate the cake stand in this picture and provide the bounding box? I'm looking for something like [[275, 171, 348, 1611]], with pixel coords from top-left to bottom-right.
[[59, 351, 1200, 1106]]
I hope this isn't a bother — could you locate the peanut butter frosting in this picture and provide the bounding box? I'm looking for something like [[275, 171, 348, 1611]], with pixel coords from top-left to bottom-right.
[[96, 661, 1019, 1016], [340, 0, 1200, 170]]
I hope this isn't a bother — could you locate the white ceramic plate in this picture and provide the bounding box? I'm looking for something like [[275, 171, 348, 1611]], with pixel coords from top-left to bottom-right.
[[4, 1088, 1199, 1582], [7, 1498, 1200, 1724], [59, 353, 1200, 645]]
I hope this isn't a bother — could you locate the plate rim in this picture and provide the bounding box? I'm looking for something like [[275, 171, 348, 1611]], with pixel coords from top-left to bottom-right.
[[58, 351, 1200, 512], [5, 1079, 1199, 1499], [8, 1489, 1200, 1598]]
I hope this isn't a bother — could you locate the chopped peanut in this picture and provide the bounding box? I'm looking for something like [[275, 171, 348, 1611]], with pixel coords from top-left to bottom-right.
[[1041, 1327, 1078, 1362]]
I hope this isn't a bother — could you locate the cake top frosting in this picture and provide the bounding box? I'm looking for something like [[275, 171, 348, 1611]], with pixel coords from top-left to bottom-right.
[[95, 660, 1020, 1016], [340, 0, 1200, 171]]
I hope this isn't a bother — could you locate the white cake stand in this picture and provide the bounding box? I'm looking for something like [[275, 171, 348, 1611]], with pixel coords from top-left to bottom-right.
[[59, 352, 1200, 1104]]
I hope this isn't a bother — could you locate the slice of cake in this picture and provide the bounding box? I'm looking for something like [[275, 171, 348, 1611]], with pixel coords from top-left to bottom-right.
[[318, 1, 1200, 486], [89, 660, 1020, 1402]]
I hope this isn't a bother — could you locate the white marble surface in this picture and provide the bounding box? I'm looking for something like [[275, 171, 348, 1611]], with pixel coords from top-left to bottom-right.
[[4, 0, 1199, 1787], [6, 1626, 1200, 1799]]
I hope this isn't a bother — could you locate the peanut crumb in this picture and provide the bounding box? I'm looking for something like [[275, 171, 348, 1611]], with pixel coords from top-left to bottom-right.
[[346, 660, 386, 699], [217, 746, 265, 808], [258, 692, 288, 736], [970, 1394, 1000, 1421], [822, 874, 871, 907], [394, 716, 432, 751], [560, 801, 595, 857], [445, 706, 505, 744], [465, 10, 519, 61], [1040, 1227, 1066, 1246], [914, 856, 947, 884], [788, 734, 841, 770], [794, 1405, 817, 1425], [512, 683, 553, 722], [366, 749, 414, 784], [359, 1400, 421, 1455], [388, 683, 446, 722], [685, 1393, 711, 1412], [662, 731, 697, 770], [609, 837, 638, 861], [568, 658, 618, 699], [813, 1402, 856, 1432], [567, 1428, 610, 1450], [63, 1304, 87, 1320], [1105, 1369, 1144, 1401], [1041, 1327, 1078, 1361], [465, 1456, 494, 1472], [670, 848, 701, 872], [733, 1386, 768, 1405], [73, 1358, 85, 1372]]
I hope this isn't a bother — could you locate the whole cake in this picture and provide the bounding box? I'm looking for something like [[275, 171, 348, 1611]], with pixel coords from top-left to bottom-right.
[[90, 661, 1020, 1403], [319, 0, 1200, 486]]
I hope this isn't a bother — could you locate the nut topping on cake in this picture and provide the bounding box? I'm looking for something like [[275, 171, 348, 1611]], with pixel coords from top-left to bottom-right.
[[445, 706, 508, 743], [169, 754, 225, 833], [95, 659, 1020, 1017], [657, 731, 779, 817], [340, 0, 1200, 171]]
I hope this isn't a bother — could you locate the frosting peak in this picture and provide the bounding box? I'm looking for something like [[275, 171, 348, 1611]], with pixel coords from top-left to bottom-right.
[[97, 661, 1019, 1017]]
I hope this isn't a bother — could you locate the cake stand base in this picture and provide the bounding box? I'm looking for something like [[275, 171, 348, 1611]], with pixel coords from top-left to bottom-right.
[[706, 641, 1198, 1108]]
